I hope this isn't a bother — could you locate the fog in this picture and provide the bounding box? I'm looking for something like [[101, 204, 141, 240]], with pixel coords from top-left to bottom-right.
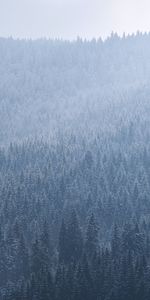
[[1, 1, 150, 298], [0, 0, 150, 40]]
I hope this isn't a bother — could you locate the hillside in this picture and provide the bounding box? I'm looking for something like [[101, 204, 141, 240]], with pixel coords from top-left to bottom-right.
[[1, 34, 150, 299]]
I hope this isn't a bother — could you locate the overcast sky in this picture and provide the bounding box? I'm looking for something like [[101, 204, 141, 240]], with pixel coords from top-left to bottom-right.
[[0, 0, 150, 40]]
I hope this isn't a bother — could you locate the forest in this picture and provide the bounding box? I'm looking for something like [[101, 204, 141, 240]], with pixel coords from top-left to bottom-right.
[[0, 33, 150, 299]]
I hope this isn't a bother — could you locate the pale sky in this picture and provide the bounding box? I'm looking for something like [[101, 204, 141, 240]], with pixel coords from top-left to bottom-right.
[[0, 0, 150, 40]]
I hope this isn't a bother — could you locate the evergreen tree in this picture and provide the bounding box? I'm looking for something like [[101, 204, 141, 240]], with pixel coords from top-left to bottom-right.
[[66, 210, 83, 263], [58, 219, 68, 264], [111, 224, 120, 258], [85, 214, 99, 259]]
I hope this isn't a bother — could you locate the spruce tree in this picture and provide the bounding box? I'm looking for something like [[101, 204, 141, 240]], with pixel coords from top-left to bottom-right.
[[85, 214, 99, 259]]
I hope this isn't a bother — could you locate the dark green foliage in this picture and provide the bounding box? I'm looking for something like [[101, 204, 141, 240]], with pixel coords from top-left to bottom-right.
[[1, 33, 150, 299], [85, 214, 99, 259]]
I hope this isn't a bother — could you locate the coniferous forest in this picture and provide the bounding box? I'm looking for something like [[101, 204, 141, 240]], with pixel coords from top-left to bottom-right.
[[1, 33, 150, 299]]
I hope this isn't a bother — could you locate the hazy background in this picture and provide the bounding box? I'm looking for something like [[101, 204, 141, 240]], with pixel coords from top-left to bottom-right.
[[0, 0, 149, 40]]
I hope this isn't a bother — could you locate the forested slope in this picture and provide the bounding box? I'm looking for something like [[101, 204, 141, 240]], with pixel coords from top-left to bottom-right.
[[0, 33, 150, 143], [0, 33, 150, 299]]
